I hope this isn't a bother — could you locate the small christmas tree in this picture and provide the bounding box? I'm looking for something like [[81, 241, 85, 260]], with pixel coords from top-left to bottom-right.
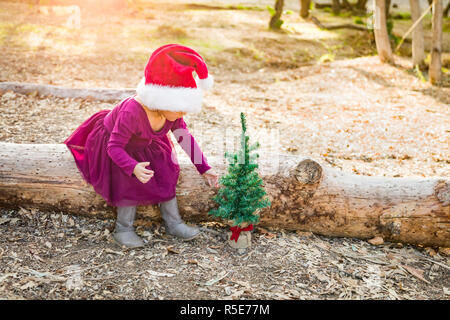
[[208, 112, 271, 243]]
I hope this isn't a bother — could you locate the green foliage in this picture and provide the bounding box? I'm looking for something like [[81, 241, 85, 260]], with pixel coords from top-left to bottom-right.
[[226, 4, 265, 11], [266, 5, 276, 16], [387, 19, 401, 45], [414, 64, 427, 82], [354, 17, 364, 25], [424, 53, 431, 65], [337, 11, 352, 18], [267, 5, 284, 30], [272, 19, 284, 29], [318, 53, 335, 63], [392, 11, 411, 20], [444, 20, 450, 33], [208, 113, 271, 227]]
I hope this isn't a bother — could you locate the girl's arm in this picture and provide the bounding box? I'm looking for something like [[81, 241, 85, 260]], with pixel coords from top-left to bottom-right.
[[171, 117, 212, 175], [106, 110, 139, 177]]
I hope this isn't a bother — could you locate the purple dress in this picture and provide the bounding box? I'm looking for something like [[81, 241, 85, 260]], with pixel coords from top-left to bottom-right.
[[63, 96, 212, 207]]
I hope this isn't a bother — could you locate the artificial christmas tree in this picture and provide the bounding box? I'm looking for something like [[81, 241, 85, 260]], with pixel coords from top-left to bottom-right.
[[208, 112, 271, 248]]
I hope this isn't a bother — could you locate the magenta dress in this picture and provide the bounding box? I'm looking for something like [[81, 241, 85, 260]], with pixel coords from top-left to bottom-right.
[[63, 96, 212, 207]]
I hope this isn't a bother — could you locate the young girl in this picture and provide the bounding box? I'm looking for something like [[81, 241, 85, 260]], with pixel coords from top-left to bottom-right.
[[64, 44, 219, 248]]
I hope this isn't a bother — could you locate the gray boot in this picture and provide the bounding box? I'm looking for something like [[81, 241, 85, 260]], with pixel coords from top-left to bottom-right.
[[159, 196, 200, 241], [112, 206, 145, 248]]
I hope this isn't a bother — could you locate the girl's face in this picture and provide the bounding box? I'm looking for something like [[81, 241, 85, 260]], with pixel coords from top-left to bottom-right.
[[160, 110, 186, 121]]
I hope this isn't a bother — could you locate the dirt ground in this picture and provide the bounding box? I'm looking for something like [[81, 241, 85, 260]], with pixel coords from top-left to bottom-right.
[[0, 0, 449, 300], [0, 207, 449, 300]]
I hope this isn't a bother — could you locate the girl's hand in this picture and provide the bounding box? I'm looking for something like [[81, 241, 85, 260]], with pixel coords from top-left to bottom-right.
[[133, 162, 154, 184], [202, 169, 219, 188]]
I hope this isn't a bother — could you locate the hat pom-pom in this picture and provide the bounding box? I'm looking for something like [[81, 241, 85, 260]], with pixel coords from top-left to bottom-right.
[[197, 75, 214, 91]]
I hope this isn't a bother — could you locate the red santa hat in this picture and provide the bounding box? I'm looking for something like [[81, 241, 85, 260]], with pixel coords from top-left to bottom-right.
[[136, 44, 214, 113]]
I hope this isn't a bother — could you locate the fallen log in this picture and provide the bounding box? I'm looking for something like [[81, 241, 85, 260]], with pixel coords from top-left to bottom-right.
[[0, 142, 448, 247], [0, 82, 134, 101], [310, 16, 369, 32]]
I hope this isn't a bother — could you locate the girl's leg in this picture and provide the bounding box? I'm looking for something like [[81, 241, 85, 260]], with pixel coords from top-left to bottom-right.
[[112, 206, 145, 248], [159, 196, 200, 240]]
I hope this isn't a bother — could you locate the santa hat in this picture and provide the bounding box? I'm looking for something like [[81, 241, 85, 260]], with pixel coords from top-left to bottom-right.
[[136, 44, 214, 113]]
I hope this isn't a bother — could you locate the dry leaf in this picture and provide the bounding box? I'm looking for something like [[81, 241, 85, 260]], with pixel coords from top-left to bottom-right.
[[0, 218, 11, 225], [166, 246, 179, 254], [146, 270, 175, 277], [205, 271, 228, 286], [274, 292, 292, 299], [368, 236, 384, 245], [264, 233, 276, 239], [20, 281, 38, 290], [18, 207, 32, 218], [402, 265, 430, 284], [257, 227, 277, 239], [2, 91, 16, 99], [230, 289, 245, 299], [32, 254, 45, 262], [424, 247, 436, 257], [27, 90, 39, 98], [105, 249, 124, 255], [438, 247, 450, 256], [296, 231, 313, 237]]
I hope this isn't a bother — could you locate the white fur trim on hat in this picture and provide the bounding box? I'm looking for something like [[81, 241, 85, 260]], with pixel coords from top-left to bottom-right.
[[196, 75, 214, 91], [136, 77, 203, 113]]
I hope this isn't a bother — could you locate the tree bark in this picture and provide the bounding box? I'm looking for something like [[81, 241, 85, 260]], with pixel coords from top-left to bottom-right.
[[269, 0, 285, 30], [300, 0, 311, 18], [429, 0, 443, 84], [0, 81, 134, 101], [332, 0, 341, 14], [386, 0, 391, 18], [0, 143, 448, 247], [342, 0, 355, 12], [409, 0, 426, 69], [356, 0, 368, 11], [444, 1, 449, 17], [311, 16, 369, 31], [374, 0, 394, 63]]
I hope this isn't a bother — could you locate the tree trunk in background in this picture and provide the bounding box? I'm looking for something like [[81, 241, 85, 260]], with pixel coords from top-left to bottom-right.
[[269, 0, 285, 29], [300, 0, 311, 18], [409, 0, 426, 69], [429, 0, 443, 84], [356, 0, 368, 10], [444, 1, 449, 17], [0, 82, 134, 101], [386, 0, 391, 17], [0, 143, 449, 247], [332, 0, 341, 14], [374, 0, 394, 63]]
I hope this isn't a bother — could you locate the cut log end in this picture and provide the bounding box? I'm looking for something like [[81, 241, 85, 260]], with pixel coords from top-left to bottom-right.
[[293, 159, 323, 185]]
